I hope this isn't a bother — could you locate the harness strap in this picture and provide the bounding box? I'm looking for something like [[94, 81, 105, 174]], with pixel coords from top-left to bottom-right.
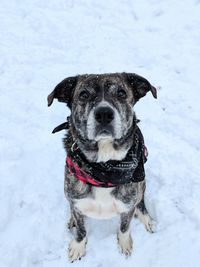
[[66, 157, 115, 187]]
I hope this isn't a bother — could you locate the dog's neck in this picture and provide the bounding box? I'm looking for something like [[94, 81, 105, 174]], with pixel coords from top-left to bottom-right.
[[96, 139, 129, 162], [78, 135, 134, 163]]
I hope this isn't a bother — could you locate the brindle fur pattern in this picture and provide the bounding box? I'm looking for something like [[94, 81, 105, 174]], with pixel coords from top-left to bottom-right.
[[48, 73, 156, 261]]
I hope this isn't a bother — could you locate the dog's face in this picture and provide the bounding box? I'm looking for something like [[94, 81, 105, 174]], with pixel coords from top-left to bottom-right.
[[48, 73, 157, 141]]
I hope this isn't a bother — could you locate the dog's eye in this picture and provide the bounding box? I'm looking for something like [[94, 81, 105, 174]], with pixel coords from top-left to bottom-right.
[[117, 89, 127, 99], [79, 90, 90, 100]]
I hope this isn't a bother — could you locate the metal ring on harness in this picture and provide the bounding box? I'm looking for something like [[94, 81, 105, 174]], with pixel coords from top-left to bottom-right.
[[71, 142, 78, 152]]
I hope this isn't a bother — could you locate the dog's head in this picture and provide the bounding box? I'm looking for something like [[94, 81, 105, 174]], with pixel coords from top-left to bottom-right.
[[48, 73, 157, 142]]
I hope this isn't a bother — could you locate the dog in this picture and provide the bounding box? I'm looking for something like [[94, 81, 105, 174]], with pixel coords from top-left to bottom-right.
[[47, 72, 157, 262]]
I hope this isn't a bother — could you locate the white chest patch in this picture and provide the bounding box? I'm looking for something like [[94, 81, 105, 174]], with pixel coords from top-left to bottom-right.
[[97, 139, 128, 162], [74, 187, 128, 219]]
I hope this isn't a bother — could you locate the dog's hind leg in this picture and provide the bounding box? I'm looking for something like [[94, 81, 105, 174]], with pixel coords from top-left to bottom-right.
[[117, 209, 135, 257], [135, 198, 154, 233], [68, 208, 87, 262]]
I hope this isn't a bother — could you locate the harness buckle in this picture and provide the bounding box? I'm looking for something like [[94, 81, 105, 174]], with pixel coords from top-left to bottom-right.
[[71, 142, 78, 152]]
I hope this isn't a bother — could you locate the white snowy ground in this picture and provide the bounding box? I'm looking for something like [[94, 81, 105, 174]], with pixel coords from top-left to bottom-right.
[[1, 0, 200, 266]]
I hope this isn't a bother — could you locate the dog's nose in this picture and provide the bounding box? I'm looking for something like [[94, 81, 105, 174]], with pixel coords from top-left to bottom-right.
[[95, 107, 114, 124]]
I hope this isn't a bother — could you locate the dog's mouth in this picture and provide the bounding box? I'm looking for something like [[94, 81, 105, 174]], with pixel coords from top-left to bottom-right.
[[94, 127, 114, 141]]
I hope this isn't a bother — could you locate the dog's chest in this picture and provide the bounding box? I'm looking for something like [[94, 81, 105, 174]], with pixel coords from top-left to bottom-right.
[[74, 187, 128, 219]]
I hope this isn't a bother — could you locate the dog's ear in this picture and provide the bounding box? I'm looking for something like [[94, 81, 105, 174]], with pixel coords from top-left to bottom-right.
[[123, 73, 157, 101], [47, 76, 78, 108]]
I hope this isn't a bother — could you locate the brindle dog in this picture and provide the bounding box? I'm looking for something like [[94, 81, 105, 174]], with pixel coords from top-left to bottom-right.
[[48, 73, 157, 262]]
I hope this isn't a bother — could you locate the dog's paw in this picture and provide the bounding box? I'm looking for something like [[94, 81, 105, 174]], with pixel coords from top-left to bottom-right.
[[135, 209, 156, 233], [117, 230, 133, 257], [68, 237, 87, 262], [145, 215, 156, 234], [142, 214, 156, 233]]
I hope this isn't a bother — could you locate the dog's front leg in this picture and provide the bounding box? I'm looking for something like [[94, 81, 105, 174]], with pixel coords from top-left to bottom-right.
[[68, 208, 87, 262], [117, 209, 135, 257]]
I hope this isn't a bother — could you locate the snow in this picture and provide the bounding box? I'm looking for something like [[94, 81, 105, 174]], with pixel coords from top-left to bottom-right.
[[1, 0, 200, 266]]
